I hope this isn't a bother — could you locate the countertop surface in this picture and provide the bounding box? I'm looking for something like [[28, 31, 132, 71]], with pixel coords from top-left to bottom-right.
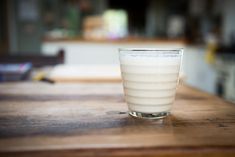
[[0, 82, 235, 157], [43, 37, 187, 44]]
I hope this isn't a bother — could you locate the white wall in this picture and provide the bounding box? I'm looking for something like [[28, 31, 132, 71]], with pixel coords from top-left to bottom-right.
[[42, 42, 185, 65], [183, 47, 217, 94]]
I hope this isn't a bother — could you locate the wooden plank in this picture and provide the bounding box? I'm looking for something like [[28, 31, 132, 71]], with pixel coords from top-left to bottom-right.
[[43, 37, 187, 44], [48, 65, 122, 83], [0, 82, 235, 157], [50, 77, 122, 83]]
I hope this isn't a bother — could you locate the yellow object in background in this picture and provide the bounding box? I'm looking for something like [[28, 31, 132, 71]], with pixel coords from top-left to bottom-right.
[[205, 33, 218, 64], [33, 70, 54, 83], [205, 43, 217, 64], [33, 71, 46, 81]]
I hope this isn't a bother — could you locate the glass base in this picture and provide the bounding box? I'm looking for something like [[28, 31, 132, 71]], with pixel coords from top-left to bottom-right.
[[129, 111, 169, 120]]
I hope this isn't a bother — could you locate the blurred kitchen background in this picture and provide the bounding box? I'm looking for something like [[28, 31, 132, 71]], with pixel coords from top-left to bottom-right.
[[0, 0, 235, 102]]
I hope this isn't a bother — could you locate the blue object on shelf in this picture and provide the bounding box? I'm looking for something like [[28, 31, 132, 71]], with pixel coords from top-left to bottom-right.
[[0, 63, 32, 82]]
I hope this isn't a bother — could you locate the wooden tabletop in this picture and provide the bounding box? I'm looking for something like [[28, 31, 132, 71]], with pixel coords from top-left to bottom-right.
[[0, 82, 235, 157], [43, 37, 187, 44]]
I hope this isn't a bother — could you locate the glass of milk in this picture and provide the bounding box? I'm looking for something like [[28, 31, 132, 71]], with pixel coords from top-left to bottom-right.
[[119, 48, 183, 119]]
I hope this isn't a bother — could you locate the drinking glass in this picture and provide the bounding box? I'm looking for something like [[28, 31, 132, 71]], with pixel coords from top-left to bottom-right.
[[119, 48, 183, 119]]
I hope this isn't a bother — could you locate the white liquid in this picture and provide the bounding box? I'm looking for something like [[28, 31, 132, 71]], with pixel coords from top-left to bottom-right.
[[120, 54, 181, 113]]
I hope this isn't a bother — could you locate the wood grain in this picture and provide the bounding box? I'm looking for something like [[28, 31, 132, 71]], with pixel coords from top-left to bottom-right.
[[43, 37, 187, 44], [0, 82, 235, 157], [49, 77, 122, 83]]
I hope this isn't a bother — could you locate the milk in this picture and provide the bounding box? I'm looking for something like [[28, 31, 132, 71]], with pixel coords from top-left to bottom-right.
[[120, 51, 181, 114]]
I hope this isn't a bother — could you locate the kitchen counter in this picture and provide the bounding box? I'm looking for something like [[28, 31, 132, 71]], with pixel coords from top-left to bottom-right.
[[0, 82, 235, 157], [43, 37, 187, 44]]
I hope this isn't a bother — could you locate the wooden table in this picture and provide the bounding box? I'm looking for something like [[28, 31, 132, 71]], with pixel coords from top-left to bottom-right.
[[0, 82, 235, 157]]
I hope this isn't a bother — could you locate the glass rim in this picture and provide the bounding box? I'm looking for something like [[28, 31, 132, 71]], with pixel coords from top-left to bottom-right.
[[119, 48, 184, 52]]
